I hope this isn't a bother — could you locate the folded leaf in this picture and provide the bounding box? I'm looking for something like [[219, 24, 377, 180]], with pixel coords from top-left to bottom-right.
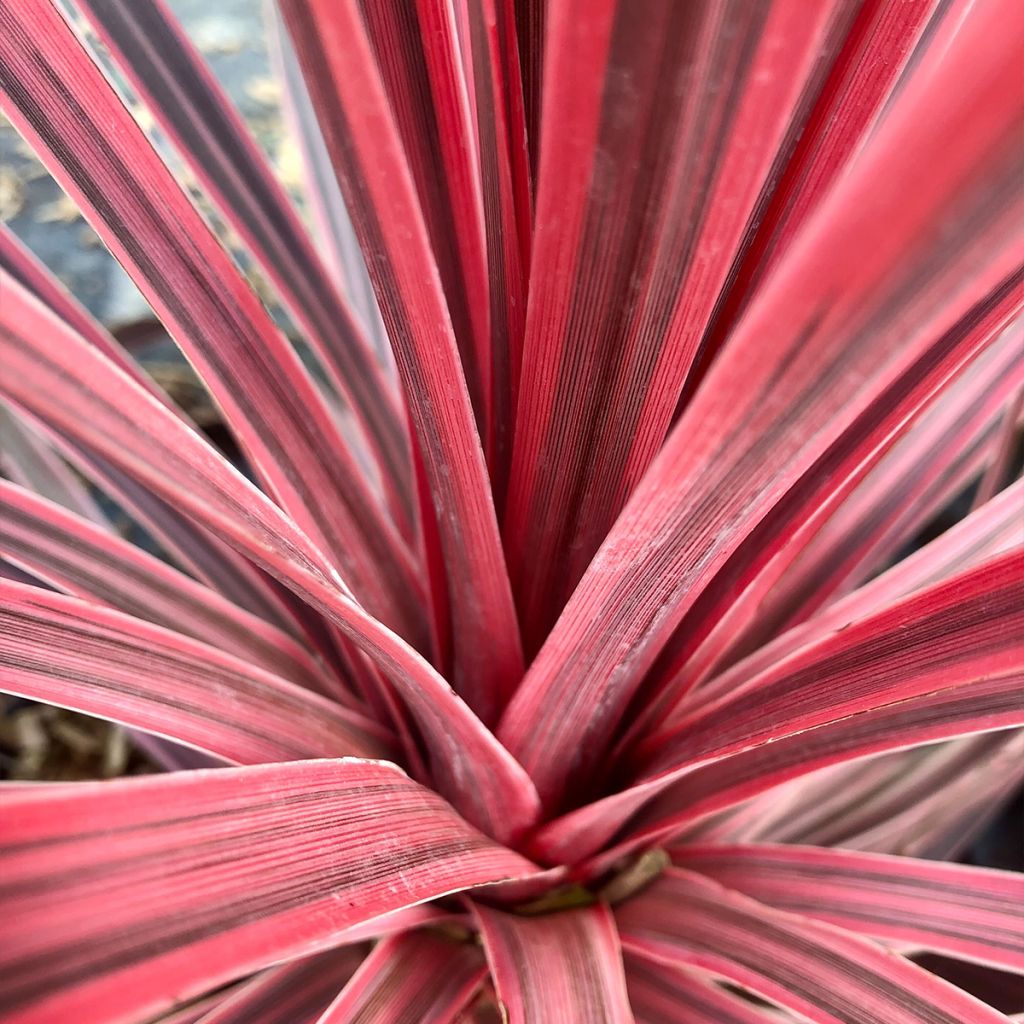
[[673, 844, 1024, 972], [497, 0, 1024, 812], [74, 0, 415, 533], [594, 672, 1024, 874], [0, 759, 537, 1024], [0, 481, 338, 699], [473, 901, 634, 1023], [537, 656, 1024, 872], [624, 954, 785, 1024], [280, 0, 524, 724], [0, 284, 540, 840], [618, 868, 1006, 1023], [503, 0, 857, 650], [195, 947, 367, 1024], [0, 1, 426, 642], [0, 580, 390, 764], [318, 929, 485, 1023]]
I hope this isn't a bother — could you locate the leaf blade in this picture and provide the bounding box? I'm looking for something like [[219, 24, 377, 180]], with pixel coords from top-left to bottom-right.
[[280, 0, 523, 723], [497, 0, 1024, 811], [73, 0, 415, 532], [0, 481, 339, 700], [0, 759, 537, 1024], [618, 868, 1006, 1024], [673, 844, 1024, 973], [0, 0, 426, 642], [473, 901, 634, 1024], [0, 579, 390, 764], [0, 279, 540, 840], [317, 929, 485, 1024]]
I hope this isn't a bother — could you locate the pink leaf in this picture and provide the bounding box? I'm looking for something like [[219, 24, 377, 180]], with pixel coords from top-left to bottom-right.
[[673, 844, 1024, 973], [317, 929, 485, 1023], [640, 314, 1024, 714], [0, 280, 541, 840], [639, 550, 1024, 775], [0, 580, 390, 764], [497, 0, 1024, 812], [693, 476, 1024, 710], [531, 550, 1024, 866], [0, 1, 427, 644], [618, 868, 1006, 1023], [73, 0, 415, 534], [591, 671, 1024, 874], [0, 481, 343, 701], [730, 321, 1024, 657], [195, 947, 367, 1024], [503, 0, 858, 651], [0, 222, 166, 402], [0, 759, 537, 1024], [280, 0, 523, 724], [625, 954, 785, 1024], [473, 901, 634, 1023], [0, 403, 107, 528], [265, 4, 388, 355]]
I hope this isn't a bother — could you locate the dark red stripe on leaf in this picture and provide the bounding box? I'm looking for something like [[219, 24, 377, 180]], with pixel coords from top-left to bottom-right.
[[280, 0, 523, 724], [497, 0, 1024, 811], [674, 844, 1024, 973], [465, 0, 531, 507], [504, 0, 854, 651], [0, 1, 427, 646], [635, 300, 1024, 721], [318, 929, 485, 1023], [0, 580, 389, 764], [474, 901, 634, 1023], [618, 868, 1006, 1024], [0, 288, 540, 840], [641, 550, 1024, 775], [0, 481, 341, 700], [357, 0, 493, 440], [75, 0, 415, 534], [512, 0, 545, 189], [196, 947, 367, 1024], [599, 672, 1024, 871], [698, 0, 941, 360], [0, 761, 537, 1024], [624, 954, 776, 1024]]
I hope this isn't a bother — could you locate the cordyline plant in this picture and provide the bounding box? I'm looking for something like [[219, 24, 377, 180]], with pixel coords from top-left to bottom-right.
[[0, 0, 1023, 1021]]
